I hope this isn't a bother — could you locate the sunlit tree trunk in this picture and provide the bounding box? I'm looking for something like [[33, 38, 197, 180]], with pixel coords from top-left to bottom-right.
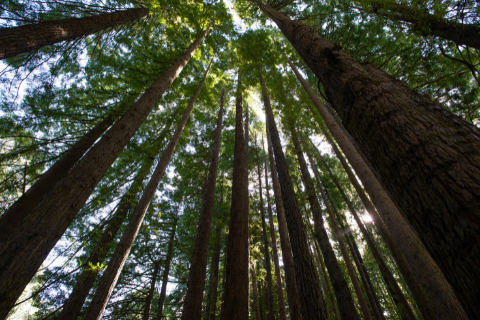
[[0, 8, 149, 59], [157, 220, 178, 320], [0, 28, 210, 320]]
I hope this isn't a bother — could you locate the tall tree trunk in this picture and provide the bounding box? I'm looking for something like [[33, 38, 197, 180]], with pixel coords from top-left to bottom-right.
[[181, 90, 224, 320], [284, 51, 462, 320], [259, 67, 327, 320], [219, 256, 227, 320], [255, 139, 275, 320], [265, 126, 302, 320], [221, 78, 249, 320], [57, 158, 154, 320], [288, 123, 360, 320], [157, 220, 178, 320], [367, 1, 480, 49], [251, 263, 262, 320], [0, 8, 149, 59], [263, 142, 287, 320], [0, 115, 116, 241], [143, 261, 160, 320], [0, 28, 209, 320], [265, 4, 478, 317], [204, 238, 222, 320], [83, 61, 212, 320]]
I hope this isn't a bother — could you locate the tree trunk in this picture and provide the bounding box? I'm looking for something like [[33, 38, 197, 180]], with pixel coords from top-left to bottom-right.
[[0, 115, 116, 241], [255, 139, 275, 320], [263, 142, 287, 320], [83, 62, 212, 320], [157, 220, 178, 320], [251, 264, 262, 320], [204, 238, 222, 320], [266, 5, 478, 318], [283, 48, 465, 320], [143, 261, 160, 320], [0, 8, 149, 59], [221, 78, 249, 320], [265, 126, 302, 320], [181, 90, 224, 320], [0, 28, 209, 320], [57, 158, 155, 320], [219, 256, 227, 320], [288, 123, 360, 320], [260, 67, 327, 320], [368, 1, 480, 49]]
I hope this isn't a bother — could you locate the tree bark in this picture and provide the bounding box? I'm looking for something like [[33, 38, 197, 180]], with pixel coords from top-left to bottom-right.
[[181, 90, 224, 320], [263, 142, 287, 320], [221, 78, 249, 320], [265, 126, 302, 320], [289, 123, 360, 320], [266, 5, 478, 318], [83, 61, 212, 320], [204, 238, 222, 320], [260, 67, 327, 320], [251, 263, 262, 320], [157, 220, 178, 320], [0, 28, 209, 320], [0, 115, 116, 242], [0, 8, 149, 60], [143, 261, 160, 320], [283, 49, 464, 320], [255, 139, 275, 320]]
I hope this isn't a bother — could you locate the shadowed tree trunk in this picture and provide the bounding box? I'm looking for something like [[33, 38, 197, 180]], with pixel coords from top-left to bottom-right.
[[0, 28, 210, 320], [260, 67, 327, 320], [284, 49, 462, 319], [181, 90, 224, 320], [264, 4, 477, 317], [219, 256, 227, 320], [221, 77, 249, 320], [0, 8, 149, 60], [265, 126, 302, 320], [309, 144, 417, 320], [157, 220, 178, 320], [288, 123, 361, 320], [263, 142, 287, 320], [143, 261, 160, 320], [251, 263, 262, 320], [204, 238, 222, 320], [83, 61, 212, 320], [0, 115, 116, 241], [255, 138, 275, 320]]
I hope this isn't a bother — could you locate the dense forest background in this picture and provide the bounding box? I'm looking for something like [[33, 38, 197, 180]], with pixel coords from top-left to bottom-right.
[[0, 0, 479, 319]]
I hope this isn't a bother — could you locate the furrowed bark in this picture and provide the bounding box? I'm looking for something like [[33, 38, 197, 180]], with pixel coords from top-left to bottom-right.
[[0, 28, 209, 320], [221, 78, 249, 320], [157, 220, 178, 320], [0, 8, 149, 59], [260, 67, 326, 320], [0, 115, 116, 241], [289, 123, 360, 320], [83, 61, 212, 320], [143, 261, 160, 320], [265, 125, 302, 320], [263, 142, 287, 320], [282, 47, 464, 319], [181, 90, 224, 320]]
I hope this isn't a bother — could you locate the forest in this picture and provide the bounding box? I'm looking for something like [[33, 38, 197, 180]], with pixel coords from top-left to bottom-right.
[[0, 0, 479, 319]]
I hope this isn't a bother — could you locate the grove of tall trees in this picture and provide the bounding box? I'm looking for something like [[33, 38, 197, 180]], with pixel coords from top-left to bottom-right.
[[0, 0, 479, 319]]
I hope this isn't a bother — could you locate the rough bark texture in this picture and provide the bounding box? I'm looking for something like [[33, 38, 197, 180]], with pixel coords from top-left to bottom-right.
[[255, 141, 275, 320], [181, 91, 224, 320], [221, 82, 249, 320], [369, 2, 480, 49], [0, 8, 149, 59], [263, 143, 287, 320], [289, 124, 360, 320], [143, 261, 160, 320], [283, 48, 464, 320], [157, 220, 178, 320], [260, 67, 326, 320], [265, 127, 302, 320], [0, 115, 115, 241], [83, 62, 211, 320], [56, 158, 155, 320], [0, 28, 209, 320]]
